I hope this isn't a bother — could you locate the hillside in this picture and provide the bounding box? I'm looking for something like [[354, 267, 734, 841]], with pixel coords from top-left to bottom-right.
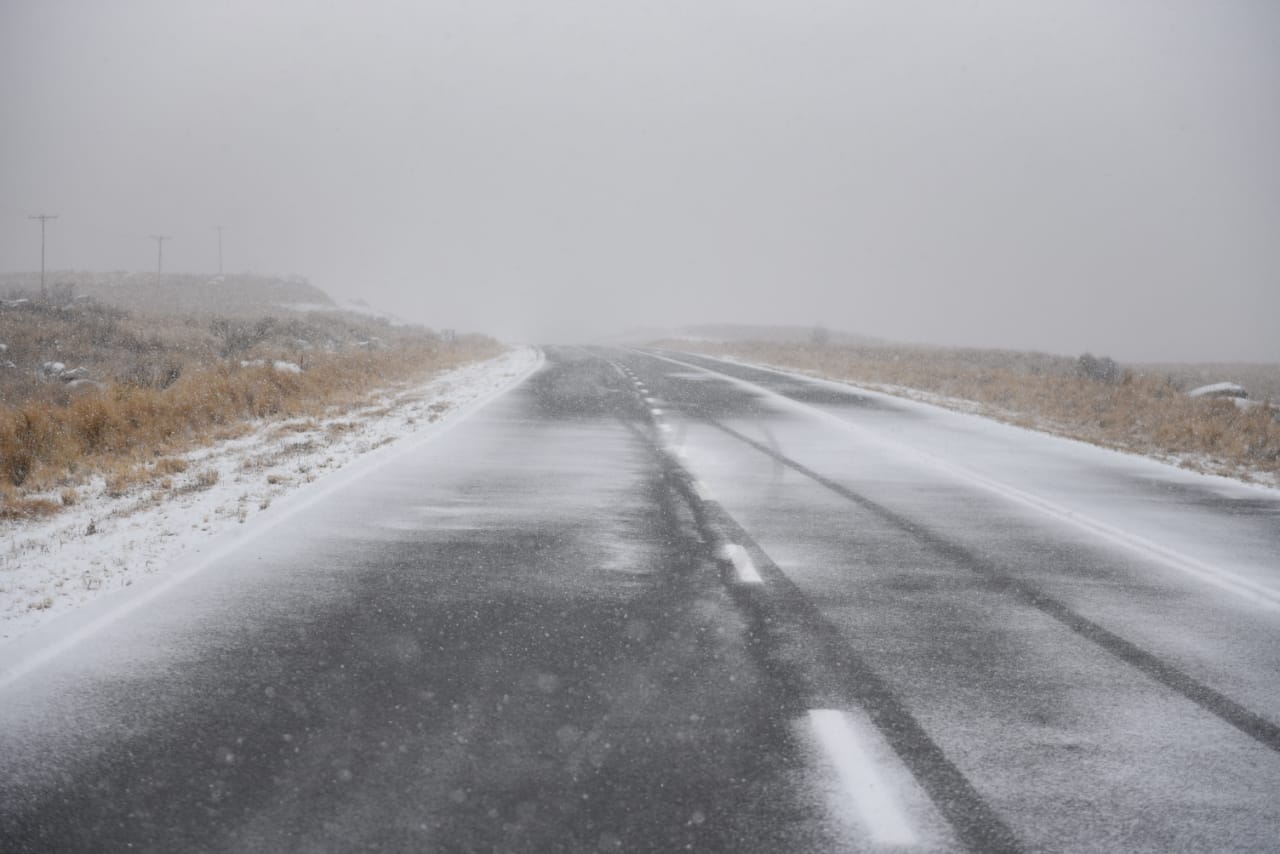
[[0, 271, 334, 318], [0, 276, 503, 520]]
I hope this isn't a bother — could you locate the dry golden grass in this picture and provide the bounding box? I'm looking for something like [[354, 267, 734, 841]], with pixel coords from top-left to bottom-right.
[[1, 293, 504, 516], [103, 464, 151, 498], [0, 492, 61, 520], [154, 457, 189, 475], [661, 339, 1280, 482]]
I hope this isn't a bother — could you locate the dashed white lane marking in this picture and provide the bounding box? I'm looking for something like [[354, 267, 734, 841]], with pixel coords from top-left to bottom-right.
[[641, 351, 1280, 611], [645, 396, 658, 404], [650, 408, 663, 416], [808, 709, 918, 846], [659, 423, 673, 433], [718, 543, 763, 583]]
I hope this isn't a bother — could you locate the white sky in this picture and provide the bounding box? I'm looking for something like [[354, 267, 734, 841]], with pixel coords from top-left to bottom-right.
[[2, 0, 1278, 360]]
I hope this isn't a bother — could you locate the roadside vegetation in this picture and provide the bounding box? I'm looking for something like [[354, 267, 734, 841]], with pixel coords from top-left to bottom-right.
[[0, 278, 502, 519], [658, 338, 1280, 484]]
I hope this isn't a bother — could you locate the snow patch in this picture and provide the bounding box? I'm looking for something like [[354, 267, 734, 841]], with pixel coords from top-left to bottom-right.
[[239, 359, 303, 373], [0, 347, 540, 643]]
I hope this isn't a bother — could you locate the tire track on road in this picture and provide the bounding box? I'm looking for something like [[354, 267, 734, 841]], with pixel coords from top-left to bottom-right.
[[611, 356, 1023, 853], [631, 348, 1280, 755], [704, 416, 1280, 756]]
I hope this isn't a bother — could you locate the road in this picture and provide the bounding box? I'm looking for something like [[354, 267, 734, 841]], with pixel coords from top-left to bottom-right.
[[3, 346, 1280, 852]]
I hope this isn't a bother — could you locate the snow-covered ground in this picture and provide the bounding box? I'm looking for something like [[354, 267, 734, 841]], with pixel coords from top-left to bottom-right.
[[651, 349, 1280, 614], [0, 347, 541, 643], [709, 355, 1280, 489]]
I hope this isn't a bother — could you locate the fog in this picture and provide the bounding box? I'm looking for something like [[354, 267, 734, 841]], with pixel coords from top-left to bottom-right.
[[2, 0, 1278, 360]]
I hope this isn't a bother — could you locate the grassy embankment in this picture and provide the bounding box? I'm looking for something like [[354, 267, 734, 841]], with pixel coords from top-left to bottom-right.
[[658, 339, 1280, 484], [0, 277, 502, 519]]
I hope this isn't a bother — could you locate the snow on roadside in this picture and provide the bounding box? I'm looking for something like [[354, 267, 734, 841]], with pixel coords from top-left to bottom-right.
[[0, 346, 540, 642], [707, 353, 1280, 490], [857, 379, 1280, 489]]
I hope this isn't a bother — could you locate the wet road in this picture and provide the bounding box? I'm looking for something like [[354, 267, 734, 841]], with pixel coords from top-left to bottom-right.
[[3, 346, 1280, 852]]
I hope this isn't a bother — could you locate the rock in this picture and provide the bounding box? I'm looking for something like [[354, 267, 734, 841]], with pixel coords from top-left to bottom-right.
[[1188, 382, 1248, 400]]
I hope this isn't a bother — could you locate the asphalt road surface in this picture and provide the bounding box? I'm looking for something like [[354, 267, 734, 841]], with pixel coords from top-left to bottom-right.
[[3, 347, 1280, 852]]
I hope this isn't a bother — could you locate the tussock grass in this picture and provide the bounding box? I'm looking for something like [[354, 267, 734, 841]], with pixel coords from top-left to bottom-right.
[[662, 340, 1280, 483], [103, 464, 151, 498], [1, 292, 503, 517], [154, 457, 189, 475], [0, 493, 61, 520], [183, 469, 221, 493]]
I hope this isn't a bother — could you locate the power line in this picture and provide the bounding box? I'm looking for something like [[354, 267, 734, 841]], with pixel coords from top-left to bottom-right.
[[150, 234, 172, 274], [28, 214, 58, 298]]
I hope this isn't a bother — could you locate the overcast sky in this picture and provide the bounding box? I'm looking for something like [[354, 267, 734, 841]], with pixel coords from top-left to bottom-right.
[[2, 0, 1277, 360]]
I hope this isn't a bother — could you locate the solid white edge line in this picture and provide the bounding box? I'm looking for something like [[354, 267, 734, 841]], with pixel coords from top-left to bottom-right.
[[808, 709, 919, 846], [693, 480, 713, 501], [0, 348, 545, 692], [640, 350, 1280, 611], [718, 543, 763, 584]]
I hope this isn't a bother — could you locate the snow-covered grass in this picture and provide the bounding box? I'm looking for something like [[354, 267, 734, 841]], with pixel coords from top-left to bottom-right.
[[657, 340, 1280, 487], [0, 347, 539, 642], [0, 295, 503, 503]]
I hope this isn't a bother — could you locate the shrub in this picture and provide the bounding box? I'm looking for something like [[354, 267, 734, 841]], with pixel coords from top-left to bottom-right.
[[1077, 353, 1124, 384]]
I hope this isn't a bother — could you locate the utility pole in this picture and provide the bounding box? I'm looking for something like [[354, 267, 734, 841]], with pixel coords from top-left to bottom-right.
[[150, 234, 172, 274], [215, 225, 224, 274], [28, 214, 58, 299]]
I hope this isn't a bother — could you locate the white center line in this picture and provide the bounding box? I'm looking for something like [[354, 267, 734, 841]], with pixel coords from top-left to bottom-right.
[[808, 709, 918, 846], [718, 543, 763, 583]]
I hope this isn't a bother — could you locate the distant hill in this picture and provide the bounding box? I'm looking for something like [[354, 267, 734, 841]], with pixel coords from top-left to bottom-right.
[[602, 323, 887, 347], [0, 272, 334, 318], [674, 324, 887, 347]]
